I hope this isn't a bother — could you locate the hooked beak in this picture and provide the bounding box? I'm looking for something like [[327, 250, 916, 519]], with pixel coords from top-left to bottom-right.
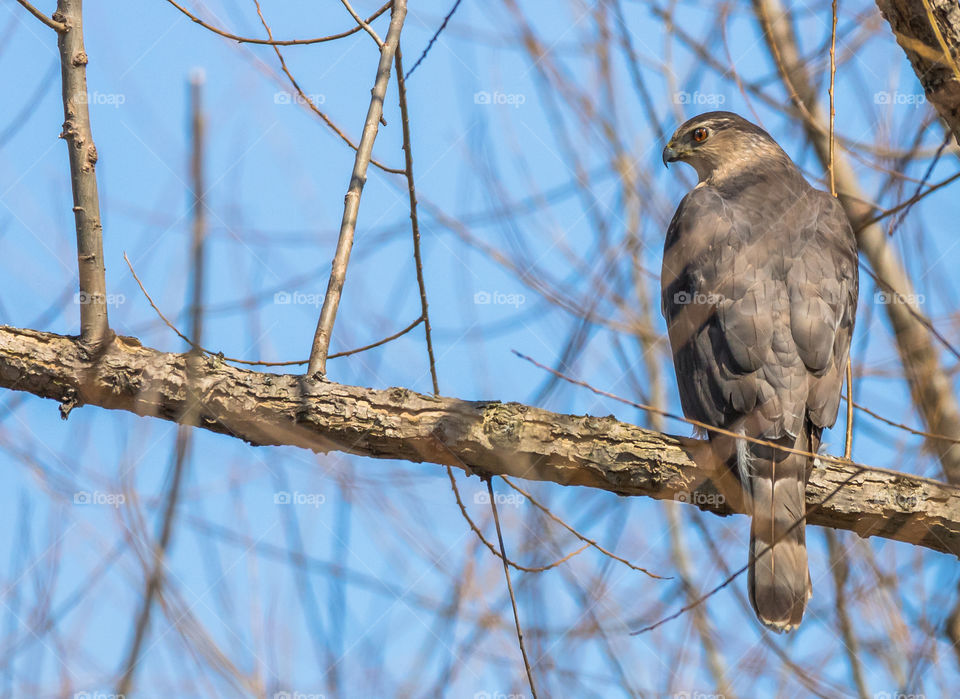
[[662, 142, 681, 167]]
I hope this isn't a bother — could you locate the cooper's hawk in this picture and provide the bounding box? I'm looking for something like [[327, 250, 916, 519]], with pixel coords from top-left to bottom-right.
[[661, 111, 858, 632]]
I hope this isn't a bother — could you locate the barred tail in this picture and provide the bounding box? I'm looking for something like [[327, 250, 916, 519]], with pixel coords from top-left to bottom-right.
[[740, 425, 815, 633]]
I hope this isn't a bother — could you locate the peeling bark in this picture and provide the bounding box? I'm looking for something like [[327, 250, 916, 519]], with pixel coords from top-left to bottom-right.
[[1, 324, 958, 556]]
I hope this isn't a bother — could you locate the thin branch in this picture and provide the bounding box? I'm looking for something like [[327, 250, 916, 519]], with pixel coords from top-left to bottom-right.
[[124, 251, 422, 366], [501, 476, 668, 578], [828, 0, 838, 199], [308, 0, 408, 377], [14, 0, 64, 31], [403, 0, 464, 80], [394, 47, 439, 394], [856, 170, 960, 232], [55, 0, 111, 351], [486, 478, 539, 699], [163, 0, 390, 46], [338, 0, 384, 47], [253, 1, 403, 175]]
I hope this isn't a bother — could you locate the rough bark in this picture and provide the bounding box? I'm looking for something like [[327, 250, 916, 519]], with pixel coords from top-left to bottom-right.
[[876, 0, 960, 144], [1, 324, 958, 557]]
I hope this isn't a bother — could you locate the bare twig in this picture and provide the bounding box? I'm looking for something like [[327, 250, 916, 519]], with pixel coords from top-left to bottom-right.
[[308, 0, 408, 377], [124, 252, 422, 365], [254, 1, 403, 175], [14, 0, 64, 31], [486, 478, 539, 699], [394, 47, 439, 394], [403, 0, 464, 80], [338, 0, 384, 47], [55, 0, 111, 352], [163, 0, 390, 46]]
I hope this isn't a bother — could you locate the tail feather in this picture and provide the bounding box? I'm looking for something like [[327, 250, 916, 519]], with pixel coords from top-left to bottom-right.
[[739, 425, 816, 632]]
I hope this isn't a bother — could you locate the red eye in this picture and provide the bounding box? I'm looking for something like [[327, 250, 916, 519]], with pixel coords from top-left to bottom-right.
[[692, 127, 708, 143]]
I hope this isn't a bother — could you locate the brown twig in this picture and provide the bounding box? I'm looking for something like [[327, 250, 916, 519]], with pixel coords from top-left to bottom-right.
[[443, 464, 590, 574], [123, 252, 421, 365], [501, 476, 667, 579], [308, 0, 408, 377], [14, 0, 65, 31], [253, 1, 403, 175], [55, 0, 111, 352], [394, 47, 439, 394], [163, 0, 390, 46], [338, 0, 384, 47], [486, 478, 539, 699], [855, 170, 960, 232]]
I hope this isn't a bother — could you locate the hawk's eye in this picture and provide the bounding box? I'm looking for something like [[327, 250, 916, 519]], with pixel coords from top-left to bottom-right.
[[692, 127, 709, 143]]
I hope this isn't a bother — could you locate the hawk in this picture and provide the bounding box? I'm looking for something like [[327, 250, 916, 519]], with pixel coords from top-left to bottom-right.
[[661, 111, 858, 632]]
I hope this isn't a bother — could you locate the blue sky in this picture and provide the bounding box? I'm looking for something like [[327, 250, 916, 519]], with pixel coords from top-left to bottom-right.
[[1, 0, 958, 696]]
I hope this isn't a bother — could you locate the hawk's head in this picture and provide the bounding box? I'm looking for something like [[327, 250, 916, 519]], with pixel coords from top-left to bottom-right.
[[662, 111, 789, 183]]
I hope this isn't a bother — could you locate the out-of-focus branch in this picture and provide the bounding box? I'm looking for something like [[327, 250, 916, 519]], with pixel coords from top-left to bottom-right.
[[876, 0, 960, 144], [753, 0, 960, 483], [116, 71, 206, 697], [54, 0, 111, 352], [2, 325, 960, 557], [308, 0, 407, 377]]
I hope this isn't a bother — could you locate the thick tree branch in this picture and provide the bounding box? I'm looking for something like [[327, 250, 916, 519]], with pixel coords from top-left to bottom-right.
[[1, 325, 958, 557], [876, 0, 960, 144]]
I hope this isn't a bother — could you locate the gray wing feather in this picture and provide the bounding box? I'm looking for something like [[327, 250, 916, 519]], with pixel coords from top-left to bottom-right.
[[662, 185, 857, 439]]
